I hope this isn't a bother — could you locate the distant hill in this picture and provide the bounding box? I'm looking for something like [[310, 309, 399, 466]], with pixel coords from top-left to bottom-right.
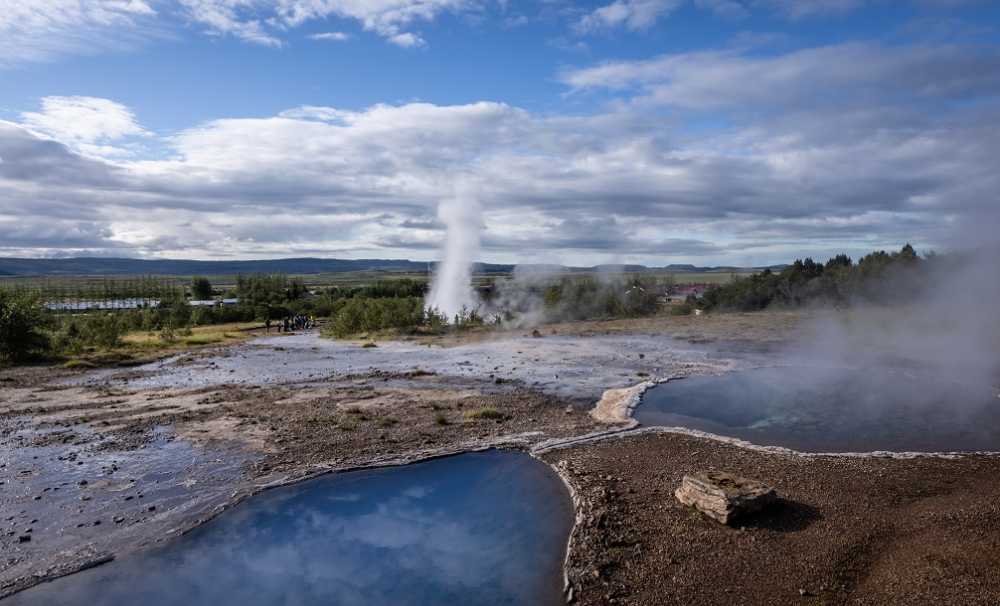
[[0, 257, 442, 276], [0, 257, 778, 277]]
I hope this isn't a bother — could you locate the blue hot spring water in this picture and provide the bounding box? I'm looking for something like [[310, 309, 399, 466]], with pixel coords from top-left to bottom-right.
[[636, 366, 1000, 453], [7, 450, 573, 606]]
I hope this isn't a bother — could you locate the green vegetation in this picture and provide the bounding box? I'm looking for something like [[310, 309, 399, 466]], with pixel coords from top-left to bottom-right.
[[701, 244, 925, 312], [0, 246, 934, 365], [463, 407, 506, 421], [190, 276, 213, 300], [323, 297, 427, 338], [0, 290, 51, 363]]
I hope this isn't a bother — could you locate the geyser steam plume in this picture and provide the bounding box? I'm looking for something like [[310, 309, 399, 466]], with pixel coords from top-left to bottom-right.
[[426, 180, 483, 319]]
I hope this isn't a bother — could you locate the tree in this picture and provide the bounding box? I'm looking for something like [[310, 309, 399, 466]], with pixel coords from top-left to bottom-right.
[[0, 290, 51, 362], [190, 276, 213, 300]]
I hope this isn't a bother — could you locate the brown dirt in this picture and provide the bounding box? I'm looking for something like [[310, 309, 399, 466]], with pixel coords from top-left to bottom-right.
[[542, 431, 1000, 606]]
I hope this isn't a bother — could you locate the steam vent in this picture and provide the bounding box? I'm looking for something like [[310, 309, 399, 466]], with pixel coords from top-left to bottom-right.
[[675, 472, 777, 525]]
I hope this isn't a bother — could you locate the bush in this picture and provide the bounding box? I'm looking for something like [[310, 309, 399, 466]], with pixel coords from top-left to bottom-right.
[[0, 290, 51, 362], [463, 407, 505, 421], [323, 296, 426, 338]]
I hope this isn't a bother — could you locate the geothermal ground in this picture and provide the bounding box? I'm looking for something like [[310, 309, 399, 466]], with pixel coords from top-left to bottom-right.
[[3, 310, 1000, 604]]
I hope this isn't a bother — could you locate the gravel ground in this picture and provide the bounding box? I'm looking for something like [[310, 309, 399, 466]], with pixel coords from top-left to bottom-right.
[[543, 430, 1000, 606]]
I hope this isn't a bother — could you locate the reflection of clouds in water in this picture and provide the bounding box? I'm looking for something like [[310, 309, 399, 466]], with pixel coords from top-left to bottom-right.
[[7, 452, 570, 606]]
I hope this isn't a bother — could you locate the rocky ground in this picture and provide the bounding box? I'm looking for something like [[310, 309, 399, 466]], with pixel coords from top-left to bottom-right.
[[543, 430, 1000, 606]]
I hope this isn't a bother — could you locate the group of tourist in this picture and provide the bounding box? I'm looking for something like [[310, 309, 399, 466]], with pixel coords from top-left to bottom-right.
[[264, 314, 316, 333]]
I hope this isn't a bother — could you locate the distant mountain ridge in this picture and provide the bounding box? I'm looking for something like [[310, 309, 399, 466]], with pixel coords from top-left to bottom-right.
[[0, 257, 782, 277]]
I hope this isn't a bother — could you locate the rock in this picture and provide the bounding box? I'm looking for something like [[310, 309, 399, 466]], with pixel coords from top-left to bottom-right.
[[675, 471, 776, 525]]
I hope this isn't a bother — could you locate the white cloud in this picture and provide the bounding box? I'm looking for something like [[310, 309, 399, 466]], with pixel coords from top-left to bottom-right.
[[763, 0, 863, 18], [577, 0, 683, 32], [178, 0, 283, 46], [693, 0, 748, 18], [309, 31, 351, 41], [5, 36, 1000, 264], [388, 32, 424, 47], [0, 0, 158, 66], [179, 0, 472, 47], [19, 96, 150, 159], [561, 43, 1000, 112]]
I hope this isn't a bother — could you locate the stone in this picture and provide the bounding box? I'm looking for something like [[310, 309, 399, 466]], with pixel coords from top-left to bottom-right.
[[675, 471, 777, 525]]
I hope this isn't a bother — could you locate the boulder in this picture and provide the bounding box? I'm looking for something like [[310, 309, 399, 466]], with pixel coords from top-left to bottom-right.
[[675, 471, 776, 525]]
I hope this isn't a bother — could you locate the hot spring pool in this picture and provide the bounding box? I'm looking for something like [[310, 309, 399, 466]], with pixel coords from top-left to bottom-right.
[[636, 366, 1000, 453], [6, 450, 573, 606]]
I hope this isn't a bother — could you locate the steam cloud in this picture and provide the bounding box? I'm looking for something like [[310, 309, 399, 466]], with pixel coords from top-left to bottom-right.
[[790, 206, 1000, 395], [425, 179, 483, 320]]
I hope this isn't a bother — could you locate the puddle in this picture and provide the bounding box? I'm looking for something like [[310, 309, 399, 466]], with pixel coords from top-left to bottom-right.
[[6, 450, 573, 606], [636, 366, 1000, 452]]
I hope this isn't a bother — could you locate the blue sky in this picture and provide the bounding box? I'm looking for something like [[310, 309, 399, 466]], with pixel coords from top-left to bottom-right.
[[2, 0, 999, 265]]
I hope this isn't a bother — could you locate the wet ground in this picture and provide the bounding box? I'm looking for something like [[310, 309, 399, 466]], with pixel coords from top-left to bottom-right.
[[636, 366, 1000, 452], [1, 422, 253, 598], [6, 450, 573, 606], [79, 331, 737, 403]]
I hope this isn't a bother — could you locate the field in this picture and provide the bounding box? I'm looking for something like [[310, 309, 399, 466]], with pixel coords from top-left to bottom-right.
[[0, 269, 750, 300]]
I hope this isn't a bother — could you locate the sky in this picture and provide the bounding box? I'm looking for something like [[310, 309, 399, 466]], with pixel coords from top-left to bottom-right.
[[1, 0, 999, 266]]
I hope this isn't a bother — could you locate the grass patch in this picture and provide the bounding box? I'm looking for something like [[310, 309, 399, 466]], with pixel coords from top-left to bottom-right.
[[63, 358, 98, 369], [434, 413, 451, 426], [463, 407, 506, 421], [376, 417, 399, 428], [122, 322, 259, 348]]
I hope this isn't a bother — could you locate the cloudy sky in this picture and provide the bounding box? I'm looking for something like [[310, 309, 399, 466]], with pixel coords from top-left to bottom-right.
[[2, 0, 998, 265]]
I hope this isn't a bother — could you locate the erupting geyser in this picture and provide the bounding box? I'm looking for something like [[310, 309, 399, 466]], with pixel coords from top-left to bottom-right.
[[425, 179, 483, 319]]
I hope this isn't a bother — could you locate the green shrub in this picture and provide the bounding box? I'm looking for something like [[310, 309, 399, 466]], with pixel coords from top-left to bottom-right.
[[0, 290, 51, 362]]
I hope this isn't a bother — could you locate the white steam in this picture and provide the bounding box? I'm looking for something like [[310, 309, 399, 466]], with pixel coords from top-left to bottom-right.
[[425, 180, 483, 319]]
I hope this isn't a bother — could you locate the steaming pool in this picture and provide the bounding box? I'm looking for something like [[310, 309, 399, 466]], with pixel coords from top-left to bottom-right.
[[6, 451, 572, 606], [636, 366, 1000, 453]]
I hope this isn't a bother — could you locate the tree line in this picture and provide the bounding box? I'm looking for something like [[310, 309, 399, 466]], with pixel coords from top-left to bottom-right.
[[700, 244, 924, 311]]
